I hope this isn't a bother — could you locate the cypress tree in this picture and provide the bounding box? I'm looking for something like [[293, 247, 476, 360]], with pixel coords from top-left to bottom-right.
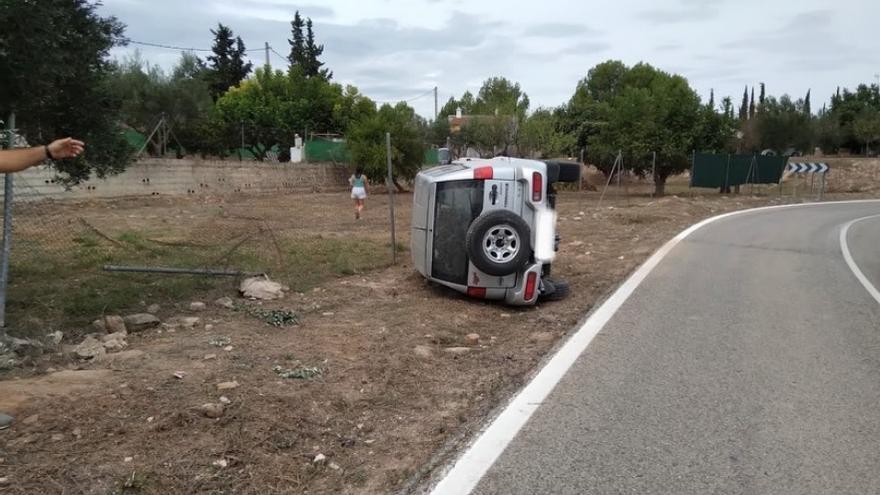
[[304, 18, 332, 79], [749, 86, 756, 119], [739, 86, 749, 120], [207, 24, 252, 100], [288, 12, 306, 69]]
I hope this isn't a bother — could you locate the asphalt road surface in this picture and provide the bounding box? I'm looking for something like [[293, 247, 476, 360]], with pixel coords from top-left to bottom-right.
[[442, 201, 880, 495]]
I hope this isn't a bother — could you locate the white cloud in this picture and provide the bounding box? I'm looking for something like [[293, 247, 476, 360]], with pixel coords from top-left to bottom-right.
[[98, 0, 880, 119]]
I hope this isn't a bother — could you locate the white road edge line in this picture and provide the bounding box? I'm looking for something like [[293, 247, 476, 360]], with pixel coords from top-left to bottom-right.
[[429, 199, 880, 495], [839, 214, 880, 306]]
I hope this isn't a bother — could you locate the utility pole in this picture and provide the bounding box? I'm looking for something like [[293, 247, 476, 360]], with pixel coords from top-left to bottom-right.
[[386, 132, 397, 264], [1, 112, 16, 329], [434, 86, 438, 121], [265, 42, 271, 69]]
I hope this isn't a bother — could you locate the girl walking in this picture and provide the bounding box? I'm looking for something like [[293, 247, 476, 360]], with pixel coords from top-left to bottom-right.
[[349, 166, 369, 219]]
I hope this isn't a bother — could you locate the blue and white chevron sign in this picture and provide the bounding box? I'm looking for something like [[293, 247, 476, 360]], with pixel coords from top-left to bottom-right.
[[788, 162, 829, 174]]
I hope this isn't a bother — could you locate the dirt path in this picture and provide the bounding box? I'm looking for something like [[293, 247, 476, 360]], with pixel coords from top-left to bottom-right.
[[0, 186, 863, 494]]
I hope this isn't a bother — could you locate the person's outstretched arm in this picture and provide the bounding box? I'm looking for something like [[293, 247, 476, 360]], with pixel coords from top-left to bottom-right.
[[0, 138, 85, 173]]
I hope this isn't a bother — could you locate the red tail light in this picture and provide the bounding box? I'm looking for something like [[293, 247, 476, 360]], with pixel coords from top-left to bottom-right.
[[532, 172, 542, 202], [524, 272, 538, 301], [474, 167, 493, 180], [467, 287, 487, 298]]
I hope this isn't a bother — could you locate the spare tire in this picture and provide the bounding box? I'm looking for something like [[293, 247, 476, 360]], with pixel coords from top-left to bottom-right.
[[557, 163, 581, 183], [544, 161, 582, 183], [465, 210, 532, 277]]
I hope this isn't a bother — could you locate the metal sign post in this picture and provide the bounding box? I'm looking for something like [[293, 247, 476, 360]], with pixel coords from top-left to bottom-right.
[[385, 132, 397, 264], [787, 162, 829, 201]]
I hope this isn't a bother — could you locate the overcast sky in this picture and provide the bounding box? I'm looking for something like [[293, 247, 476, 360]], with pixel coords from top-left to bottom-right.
[[99, 0, 880, 119]]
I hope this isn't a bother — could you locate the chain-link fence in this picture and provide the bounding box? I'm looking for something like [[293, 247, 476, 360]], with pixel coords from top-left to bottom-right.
[[0, 121, 409, 337]]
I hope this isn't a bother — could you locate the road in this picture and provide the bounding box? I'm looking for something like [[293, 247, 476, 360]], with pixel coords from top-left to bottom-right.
[[432, 201, 880, 495]]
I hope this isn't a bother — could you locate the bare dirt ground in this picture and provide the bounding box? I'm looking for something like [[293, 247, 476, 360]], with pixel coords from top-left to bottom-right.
[[0, 173, 875, 494]]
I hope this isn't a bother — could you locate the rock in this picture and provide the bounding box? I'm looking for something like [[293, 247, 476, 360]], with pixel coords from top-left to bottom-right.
[[51, 433, 64, 442], [413, 345, 433, 358], [219, 396, 231, 405], [74, 336, 106, 360], [329, 462, 341, 470], [212, 459, 228, 468], [92, 319, 106, 332], [205, 324, 214, 331], [216, 381, 239, 390], [9, 337, 43, 357], [0, 353, 17, 370], [71, 427, 82, 438], [203, 354, 217, 361], [313, 453, 327, 464], [123, 314, 160, 332], [215, 297, 235, 309], [239, 276, 285, 301], [189, 302, 207, 312], [147, 304, 161, 314], [47, 331, 64, 347], [529, 331, 555, 343], [444, 347, 471, 355], [102, 338, 127, 352], [22, 414, 39, 425], [124, 457, 133, 463], [103, 316, 127, 334], [102, 332, 127, 343], [223, 345, 234, 352], [180, 317, 201, 329], [464, 333, 480, 346], [96, 349, 145, 363], [173, 371, 186, 379], [196, 403, 224, 418]]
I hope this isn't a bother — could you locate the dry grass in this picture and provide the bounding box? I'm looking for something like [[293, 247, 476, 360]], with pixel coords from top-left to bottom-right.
[[0, 175, 876, 494]]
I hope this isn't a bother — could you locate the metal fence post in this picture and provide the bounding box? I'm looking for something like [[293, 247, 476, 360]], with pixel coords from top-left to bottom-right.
[[385, 132, 397, 264], [0, 113, 16, 329]]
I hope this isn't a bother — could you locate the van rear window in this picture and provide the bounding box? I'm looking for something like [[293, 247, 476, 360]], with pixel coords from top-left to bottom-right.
[[432, 180, 484, 284]]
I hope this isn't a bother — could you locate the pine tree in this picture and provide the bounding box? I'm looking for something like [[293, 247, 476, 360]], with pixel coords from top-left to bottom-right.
[[708, 89, 715, 110], [288, 12, 306, 69], [804, 89, 811, 115], [739, 86, 749, 121], [207, 24, 252, 100], [749, 86, 756, 118], [305, 18, 331, 79], [722, 96, 734, 120]]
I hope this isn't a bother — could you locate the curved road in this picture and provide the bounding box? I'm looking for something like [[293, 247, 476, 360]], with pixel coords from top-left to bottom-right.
[[432, 201, 880, 495]]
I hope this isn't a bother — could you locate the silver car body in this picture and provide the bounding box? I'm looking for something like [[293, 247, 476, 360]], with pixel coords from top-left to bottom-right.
[[411, 157, 559, 306]]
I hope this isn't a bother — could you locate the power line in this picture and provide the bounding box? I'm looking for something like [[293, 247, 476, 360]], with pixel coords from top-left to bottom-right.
[[119, 38, 213, 53], [375, 88, 436, 104], [269, 46, 288, 62]]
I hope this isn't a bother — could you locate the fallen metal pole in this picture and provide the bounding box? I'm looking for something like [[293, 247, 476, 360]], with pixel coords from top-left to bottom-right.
[[103, 265, 261, 277]]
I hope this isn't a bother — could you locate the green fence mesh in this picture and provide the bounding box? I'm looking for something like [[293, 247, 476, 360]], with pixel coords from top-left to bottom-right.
[[305, 140, 351, 163], [691, 153, 787, 188]]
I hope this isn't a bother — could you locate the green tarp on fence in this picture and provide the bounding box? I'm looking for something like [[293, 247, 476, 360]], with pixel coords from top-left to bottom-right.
[[305, 140, 440, 165], [691, 153, 787, 189], [305, 140, 351, 163]]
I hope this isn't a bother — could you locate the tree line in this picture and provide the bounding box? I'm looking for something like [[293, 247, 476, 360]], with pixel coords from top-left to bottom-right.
[[1, 1, 878, 195]]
